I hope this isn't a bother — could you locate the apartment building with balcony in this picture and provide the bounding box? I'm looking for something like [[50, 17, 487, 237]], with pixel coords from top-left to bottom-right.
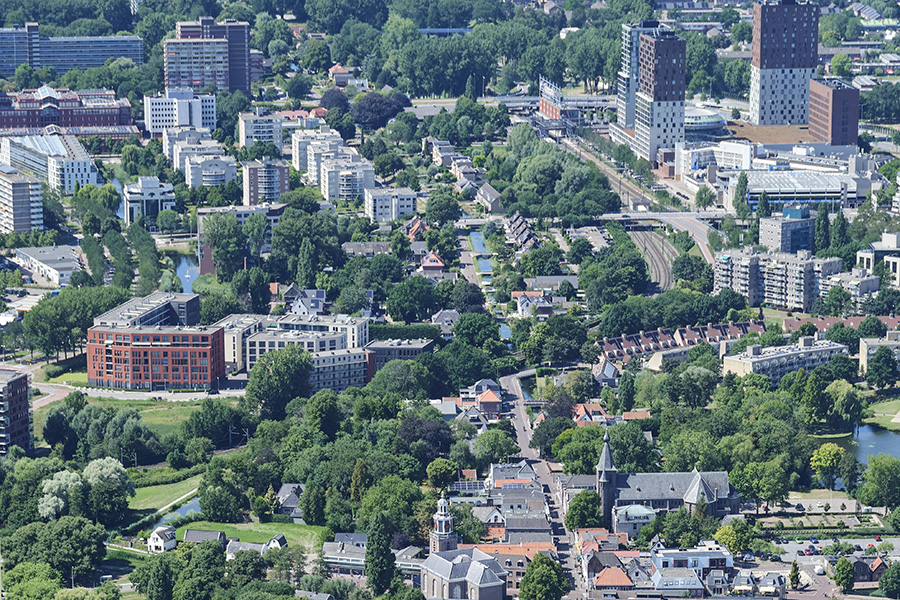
[[723, 336, 848, 380], [291, 126, 343, 172], [184, 155, 237, 189], [320, 154, 375, 203], [0, 369, 32, 455], [238, 109, 283, 148], [242, 158, 289, 205], [364, 187, 417, 222]]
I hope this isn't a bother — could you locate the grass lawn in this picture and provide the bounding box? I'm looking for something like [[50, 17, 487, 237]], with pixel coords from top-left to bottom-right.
[[865, 398, 900, 431], [104, 549, 148, 570], [129, 474, 202, 512], [788, 489, 851, 500], [176, 521, 327, 554], [48, 370, 88, 385], [688, 244, 703, 259]]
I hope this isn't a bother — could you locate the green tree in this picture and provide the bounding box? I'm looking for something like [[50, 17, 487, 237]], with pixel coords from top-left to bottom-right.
[[4, 562, 62, 600], [811, 443, 845, 490], [425, 187, 461, 226], [564, 490, 604, 530], [618, 372, 636, 412], [244, 345, 312, 419], [143, 554, 176, 600], [452, 313, 499, 347], [881, 563, 900, 599], [834, 556, 855, 593], [815, 206, 831, 252], [734, 172, 750, 219], [867, 345, 898, 389], [757, 191, 771, 217], [789, 561, 801, 589], [365, 511, 396, 595], [473, 429, 519, 464], [427, 458, 459, 489], [306, 390, 342, 440], [202, 212, 246, 282], [242, 212, 269, 265], [859, 454, 900, 507], [387, 276, 439, 322], [831, 54, 852, 78], [350, 459, 371, 504], [695, 186, 716, 209], [714, 521, 752, 556], [519, 553, 569, 600], [529, 417, 573, 458], [831, 209, 849, 248]]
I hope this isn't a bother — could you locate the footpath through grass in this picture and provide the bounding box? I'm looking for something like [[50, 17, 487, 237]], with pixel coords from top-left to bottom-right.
[[175, 521, 327, 554], [129, 474, 202, 512], [865, 398, 900, 431]]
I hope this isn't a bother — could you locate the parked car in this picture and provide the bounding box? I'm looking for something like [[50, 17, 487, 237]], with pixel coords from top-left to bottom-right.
[[855, 545, 863, 551], [875, 535, 883, 542], [811, 537, 819, 544], [796, 503, 805, 511]]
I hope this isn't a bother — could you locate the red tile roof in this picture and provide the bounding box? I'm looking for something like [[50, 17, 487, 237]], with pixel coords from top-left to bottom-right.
[[594, 567, 634, 588]]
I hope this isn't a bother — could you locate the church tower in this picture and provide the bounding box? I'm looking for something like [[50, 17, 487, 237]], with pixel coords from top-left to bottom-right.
[[430, 493, 458, 553], [596, 430, 618, 526]]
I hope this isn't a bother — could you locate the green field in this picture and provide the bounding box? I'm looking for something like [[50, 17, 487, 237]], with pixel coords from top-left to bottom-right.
[[175, 521, 327, 554], [33, 396, 236, 441], [104, 549, 148, 570], [48, 371, 88, 385], [129, 475, 202, 512], [865, 398, 900, 431]]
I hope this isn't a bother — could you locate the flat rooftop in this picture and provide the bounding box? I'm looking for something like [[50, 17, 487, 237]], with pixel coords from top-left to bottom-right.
[[727, 122, 815, 145], [94, 292, 197, 326], [0, 368, 25, 382], [365, 338, 433, 349], [16, 245, 81, 269], [741, 170, 861, 193]]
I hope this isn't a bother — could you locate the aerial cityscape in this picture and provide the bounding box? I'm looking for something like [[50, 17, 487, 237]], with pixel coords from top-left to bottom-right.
[[3, 0, 900, 599]]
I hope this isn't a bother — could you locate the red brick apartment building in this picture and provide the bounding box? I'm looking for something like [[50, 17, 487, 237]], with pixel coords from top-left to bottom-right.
[[86, 292, 225, 391]]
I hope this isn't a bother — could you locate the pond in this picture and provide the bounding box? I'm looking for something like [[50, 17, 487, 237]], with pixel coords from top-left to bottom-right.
[[110, 177, 125, 219], [151, 497, 201, 529], [170, 253, 199, 292], [499, 323, 511, 340], [470, 231, 488, 254], [835, 424, 900, 465]]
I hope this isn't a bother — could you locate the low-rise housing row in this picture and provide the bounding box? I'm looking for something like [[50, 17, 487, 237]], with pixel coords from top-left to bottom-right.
[[723, 336, 849, 381]]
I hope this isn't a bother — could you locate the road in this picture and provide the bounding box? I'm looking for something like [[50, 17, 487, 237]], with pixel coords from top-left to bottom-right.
[[628, 229, 678, 293], [500, 369, 584, 599], [458, 235, 480, 286]]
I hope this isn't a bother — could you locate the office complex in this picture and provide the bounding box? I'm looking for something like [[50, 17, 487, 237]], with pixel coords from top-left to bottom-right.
[[0, 134, 98, 194], [0, 165, 42, 233], [759, 204, 815, 252], [0, 23, 143, 77], [714, 247, 842, 312], [197, 203, 286, 275], [0, 87, 131, 130], [243, 159, 290, 205], [634, 28, 686, 163], [749, 0, 818, 125], [169, 18, 251, 94], [86, 293, 225, 391], [723, 337, 848, 380], [615, 21, 664, 131], [320, 154, 376, 203], [143, 89, 216, 134], [364, 187, 417, 222], [124, 177, 176, 228], [291, 126, 342, 172], [0, 369, 32, 455], [184, 155, 237, 189], [808, 78, 860, 146], [238, 110, 283, 148]]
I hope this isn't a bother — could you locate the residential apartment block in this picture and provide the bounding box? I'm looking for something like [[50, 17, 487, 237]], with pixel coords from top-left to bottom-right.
[[184, 155, 237, 189], [124, 177, 176, 228], [86, 293, 226, 391], [170, 18, 251, 94], [364, 338, 435, 371], [749, 0, 819, 125], [291, 126, 342, 172], [0, 134, 98, 194], [759, 204, 815, 252], [0, 369, 32, 455], [714, 247, 842, 312], [615, 20, 664, 131], [820, 268, 880, 309], [172, 138, 225, 172], [308, 348, 374, 393], [143, 89, 216, 134], [162, 126, 212, 159], [809, 78, 860, 146], [0, 23, 143, 77], [0, 87, 131, 131], [723, 336, 848, 380], [319, 154, 375, 203], [238, 109, 283, 147], [0, 165, 42, 233], [242, 159, 290, 205], [860, 331, 900, 375], [197, 203, 286, 275], [364, 187, 416, 222], [164, 38, 230, 92], [634, 28, 686, 164]]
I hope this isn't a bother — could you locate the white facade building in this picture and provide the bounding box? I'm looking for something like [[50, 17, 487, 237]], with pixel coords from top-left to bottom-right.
[[291, 126, 343, 172], [635, 96, 685, 164], [184, 155, 237, 189], [320, 155, 376, 203], [143, 89, 216, 134], [306, 140, 350, 186], [0, 134, 97, 194], [238, 110, 283, 148], [749, 67, 817, 126], [364, 187, 416, 222], [162, 127, 212, 160], [124, 176, 176, 228], [172, 139, 226, 172]]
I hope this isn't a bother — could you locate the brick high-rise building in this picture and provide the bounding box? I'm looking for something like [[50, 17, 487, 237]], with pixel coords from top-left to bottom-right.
[[634, 28, 686, 164], [808, 78, 860, 146], [86, 293, 225, 391], [0, 369, 32, 455], [616, 20, 663, 131], [242, 159, 290, 205], [174, 17, 251, 94], [749, 0, 819, 126]]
